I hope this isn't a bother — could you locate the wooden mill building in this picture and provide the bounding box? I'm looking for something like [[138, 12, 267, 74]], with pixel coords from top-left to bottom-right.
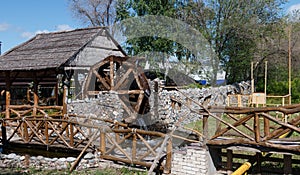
[[0, 27, 126, 118]]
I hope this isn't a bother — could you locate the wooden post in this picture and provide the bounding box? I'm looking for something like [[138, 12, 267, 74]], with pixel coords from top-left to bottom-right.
[[283, 154, 292, 174], [254, 113, 260, 142], [33, 76, 39, 116], [62, 86, 67, 115], [227, 149, 233, 173], [132, 133, 137, 161], [5, 91, 10, 119], [288, 25, 292, 105], [62, 86, 69, 137], [45, 120, 49, 145], [23, 121, 29, 143], [100, 131, 106, 155], [110, 58, 114, 89], [251, 62, 254, 94], [256, 153, 262, 173], [69, 123, 74, 147], [238, 95, 242, 107], [264, 61, 267, 100], [164, 137, 172, 174], [203, 114, 209, 144]]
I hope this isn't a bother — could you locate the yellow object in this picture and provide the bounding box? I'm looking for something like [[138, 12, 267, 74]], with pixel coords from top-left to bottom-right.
[[231, 162, 251, 175]]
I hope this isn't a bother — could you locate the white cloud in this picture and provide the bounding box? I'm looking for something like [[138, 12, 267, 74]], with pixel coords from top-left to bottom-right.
[[21, 32, 34, 38], [20, 24, 73, 39], [288, 3, 300, 14], [0, 23, 10, 31], [21, 30, 50, 39], [55, 24, 73, 31]]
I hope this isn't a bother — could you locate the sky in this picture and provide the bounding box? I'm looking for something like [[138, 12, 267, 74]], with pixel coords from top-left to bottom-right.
[[0, 0, 300, 54]]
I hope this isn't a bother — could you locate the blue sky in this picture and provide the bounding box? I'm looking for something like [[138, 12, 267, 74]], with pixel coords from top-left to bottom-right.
[[0, 0, 300, 54]]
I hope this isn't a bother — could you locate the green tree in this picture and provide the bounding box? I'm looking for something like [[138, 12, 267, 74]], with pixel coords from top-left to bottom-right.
[[180, 0, 287, 85]]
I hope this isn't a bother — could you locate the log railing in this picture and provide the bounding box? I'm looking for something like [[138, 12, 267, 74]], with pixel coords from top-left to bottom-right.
[[0, 110, 201, 173], [173, 90, 300, 152]]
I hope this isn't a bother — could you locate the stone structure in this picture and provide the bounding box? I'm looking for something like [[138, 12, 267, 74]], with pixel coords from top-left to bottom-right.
[[67, 81, 251, 129], [171, 143, 217, 175]]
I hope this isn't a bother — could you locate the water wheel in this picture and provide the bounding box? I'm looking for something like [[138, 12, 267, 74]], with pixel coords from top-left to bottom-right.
[[83, 55, 150, 123]]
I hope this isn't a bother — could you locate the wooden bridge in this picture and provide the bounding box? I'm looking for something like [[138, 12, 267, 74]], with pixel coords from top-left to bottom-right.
[[171, 90, 300, 174], [0, 100, 200, 173]]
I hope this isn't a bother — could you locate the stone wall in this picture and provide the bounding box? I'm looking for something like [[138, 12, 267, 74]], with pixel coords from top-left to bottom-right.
[[171, 143, 217, 175], [67, 81, 251, 128]]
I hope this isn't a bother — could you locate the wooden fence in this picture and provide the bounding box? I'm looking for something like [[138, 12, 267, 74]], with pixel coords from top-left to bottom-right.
[[173, 90, 300, 153], [0, 104, 201, 173]]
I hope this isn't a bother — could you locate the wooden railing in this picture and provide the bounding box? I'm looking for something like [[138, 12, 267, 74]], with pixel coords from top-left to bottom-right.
[[173, 90, 300, 152], [0, 106, 201, 173]]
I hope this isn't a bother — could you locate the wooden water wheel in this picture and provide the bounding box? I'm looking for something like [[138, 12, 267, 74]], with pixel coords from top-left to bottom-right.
[[83, 55, 150, 123]]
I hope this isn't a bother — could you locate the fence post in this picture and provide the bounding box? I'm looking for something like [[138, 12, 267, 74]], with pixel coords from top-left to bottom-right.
[[45, 120, 49, 145], [164, 137, 172, 174], [203, 114, 209, 144], [132, 133, 137, 161], [69, 123, 74, 147], [23, 121, 29, 143], [100, 131, 106, 155], [254, 113, 260, 142]]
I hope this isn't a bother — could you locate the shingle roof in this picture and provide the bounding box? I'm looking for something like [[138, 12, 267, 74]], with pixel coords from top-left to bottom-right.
[[0, 27, 123, 71]]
